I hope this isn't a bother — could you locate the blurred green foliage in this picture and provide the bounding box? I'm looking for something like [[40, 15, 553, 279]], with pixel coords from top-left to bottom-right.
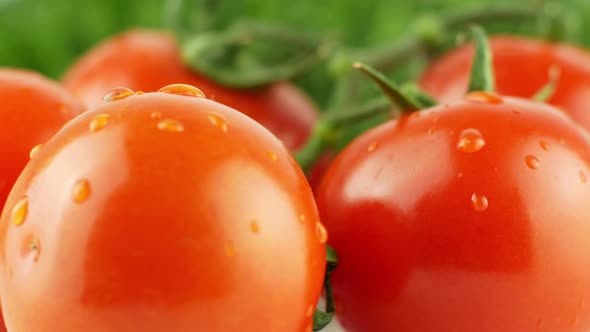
[[0, 0, 588, 107]]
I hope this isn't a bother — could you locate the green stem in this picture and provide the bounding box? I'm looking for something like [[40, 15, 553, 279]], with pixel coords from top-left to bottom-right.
[[180, 20, 333, 88], [353, 62, 422, 113], [532, 65, 561, 102], [313, 246, 339, 331], [295, 97, 392, 172], [467, 26, 495, 93]]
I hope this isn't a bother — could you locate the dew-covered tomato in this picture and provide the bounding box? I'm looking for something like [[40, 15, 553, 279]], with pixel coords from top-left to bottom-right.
[[0, 69, 84, 214], [317, 92, 590, 332], [61, 29, 318, 151], [420, 36, 590, 130], [0, 85, 326, 332]]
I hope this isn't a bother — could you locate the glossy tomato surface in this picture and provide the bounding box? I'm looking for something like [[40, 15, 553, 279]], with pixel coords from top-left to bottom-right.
[[420, 36, 590, 130], [0, 69, 84, 214], [62, 29, 318, 151], [317, 93, 590, 332], [0, 87, 326, 332]]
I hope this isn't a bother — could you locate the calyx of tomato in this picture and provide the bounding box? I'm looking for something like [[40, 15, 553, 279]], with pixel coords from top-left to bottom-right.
[[313, 246, 339, 331], [466, 25, 560, 102], [295, 63, 438, 172]]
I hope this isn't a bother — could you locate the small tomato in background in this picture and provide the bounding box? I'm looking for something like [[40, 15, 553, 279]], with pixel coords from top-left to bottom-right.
[[317, 93, 590, 332], [0, 69, 84, 211], [0, 86, 326, 332], [420, 36, 590, 130], [62, 29, 318, 151]]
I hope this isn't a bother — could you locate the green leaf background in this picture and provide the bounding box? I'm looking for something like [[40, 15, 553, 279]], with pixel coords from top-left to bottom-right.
[[0, 0, 588, 108]]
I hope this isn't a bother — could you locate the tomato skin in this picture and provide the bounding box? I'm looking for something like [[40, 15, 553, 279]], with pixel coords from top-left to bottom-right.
[[420, 36, 590, 130], [62, 29, 318, 151], [0, 68, 84, 215], [317, 96, 590, 332], [0, 92, 325, 332]]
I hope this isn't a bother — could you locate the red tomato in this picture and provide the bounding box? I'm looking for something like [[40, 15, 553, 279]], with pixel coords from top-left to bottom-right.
[[0, 68, 84, 215], [317, 92, 590, 332], [62, 29, 318, 151], [0, 86, 326, 332], [420, 36, 590, 130]]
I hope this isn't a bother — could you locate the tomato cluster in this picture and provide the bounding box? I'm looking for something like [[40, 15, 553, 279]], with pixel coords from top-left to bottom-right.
[[1, 19, 590, 332]]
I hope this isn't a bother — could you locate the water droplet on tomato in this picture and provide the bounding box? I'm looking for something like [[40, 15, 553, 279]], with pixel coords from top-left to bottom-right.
[[250, 220, 260, 233], [90, 114, 110, 132], [512, 109, 521, 115], [103, 87, 134, 102], [208, 112, 228, 132], [299, 214, 306, 224], [525, 155, 540, 170], [157, 119, 185, 133], [72, 179, 91, 203], [428, 126, 436, 135], [267, 151, 278, 162], [540, 141, 551, 151], [23, 235, 41, 262], [150, 112, 162, 120], [224, 241, 236, 257], [29, 144, 43, 160], [135, 91, 144, 95], [315, 221, 328, 244], [457, 172, 464, 179], [306, 305, 315, 317], [579, 170, 587, 184], [457, 128, 485, 153], [158, 84, 206, 98], [465, 91, 503, 104], [368, 142, 378, 152], [471, 193, 488, 212], [11, 197, 29, 226]]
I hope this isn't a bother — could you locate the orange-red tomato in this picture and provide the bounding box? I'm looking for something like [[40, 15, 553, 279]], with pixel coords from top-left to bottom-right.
[[0, 86, 326, 332], [420, 36, 590, 130], [62, 29, 318, 151], [317, 93, 590, 332], [0, 68, 84, 215]]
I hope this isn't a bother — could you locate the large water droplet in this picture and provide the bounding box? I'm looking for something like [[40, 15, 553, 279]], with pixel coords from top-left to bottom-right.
[[540, 141, 551, 151], [525, 155, 540, 170], [465, 91, 503, 104], [72, 179, 91, 203], [158, 84, 206, 98], [90, 114, 110, 132], [315, 221, 328, 244], [11, 197, 29, 226], [208, 113, 228, 132], [103, 87, 134, 102], [29, 144, 43, 160], [157, 119, 185, 133], [457, 128, 486, 153], [471, 193, 488, 212]]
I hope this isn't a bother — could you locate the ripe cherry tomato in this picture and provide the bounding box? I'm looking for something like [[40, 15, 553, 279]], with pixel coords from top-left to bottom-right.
[[62, 29, 318, 151], [0, 86, 326, 332], [420, 36, 590, 130], [317, 92, 590, 332], [0, 68, 84, 214]]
